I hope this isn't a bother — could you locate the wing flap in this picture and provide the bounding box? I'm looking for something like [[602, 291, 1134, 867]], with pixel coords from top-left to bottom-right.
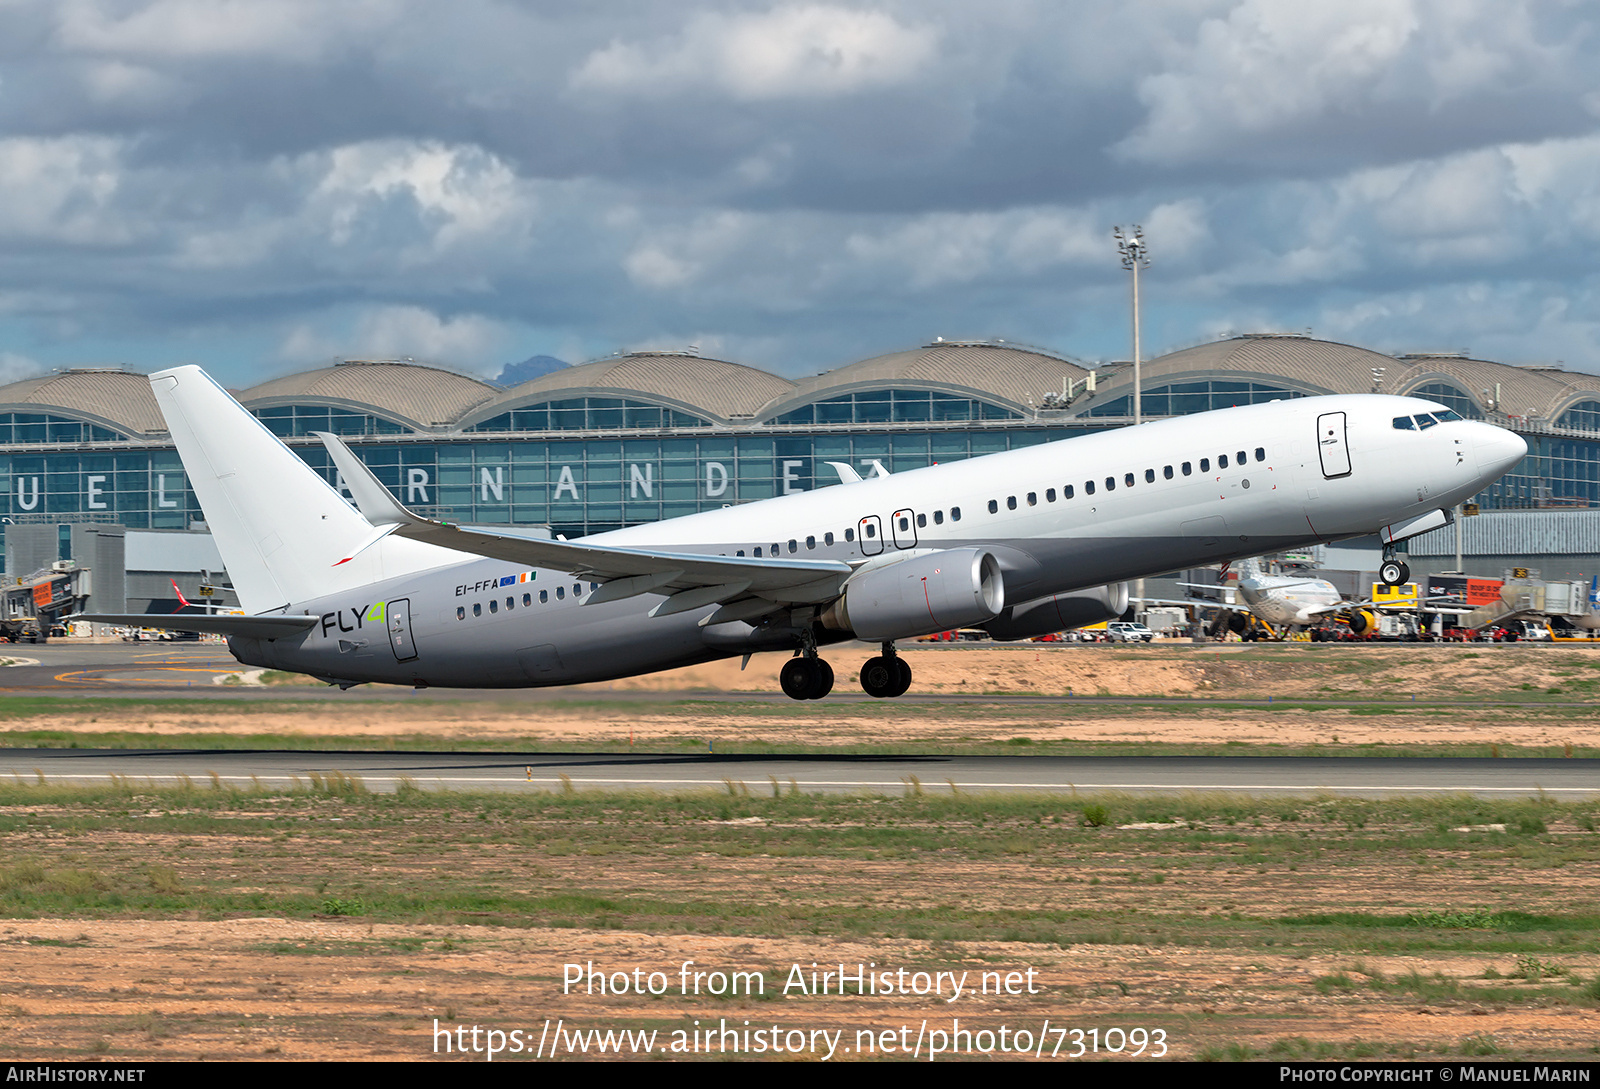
[[312, 430, 854, 605]]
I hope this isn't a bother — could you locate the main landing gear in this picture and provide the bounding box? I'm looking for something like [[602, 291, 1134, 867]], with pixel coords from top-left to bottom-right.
[[1379, 546, 1410, 588], [860, 642, 912, 699], [780, 628, 834, 700], [778, 637, 914, 701]]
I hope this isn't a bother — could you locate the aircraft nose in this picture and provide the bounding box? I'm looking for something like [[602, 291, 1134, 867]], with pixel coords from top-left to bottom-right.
[[1472, 424, 1527, 479]]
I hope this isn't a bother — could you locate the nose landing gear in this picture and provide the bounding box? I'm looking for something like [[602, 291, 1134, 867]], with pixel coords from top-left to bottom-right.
[[1379, 547, 1410, 588]]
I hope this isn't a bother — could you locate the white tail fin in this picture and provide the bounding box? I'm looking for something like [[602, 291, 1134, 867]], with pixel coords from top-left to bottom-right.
[[150, 366, 457, 612]]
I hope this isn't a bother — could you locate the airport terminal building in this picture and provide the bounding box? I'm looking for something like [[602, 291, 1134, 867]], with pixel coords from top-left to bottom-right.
[[6, 334, 1600, 612]]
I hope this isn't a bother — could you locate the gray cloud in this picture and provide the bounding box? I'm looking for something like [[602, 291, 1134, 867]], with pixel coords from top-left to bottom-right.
[[0, 0, 1598, 384]]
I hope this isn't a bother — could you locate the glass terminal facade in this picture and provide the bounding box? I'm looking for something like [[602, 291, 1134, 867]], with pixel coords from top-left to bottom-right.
[[1, 353, 1596, 579], [0, 402, 1584, 546]]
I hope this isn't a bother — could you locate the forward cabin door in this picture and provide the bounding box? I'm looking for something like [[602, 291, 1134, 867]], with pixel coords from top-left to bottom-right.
[[1317, 412, 1351, 478]]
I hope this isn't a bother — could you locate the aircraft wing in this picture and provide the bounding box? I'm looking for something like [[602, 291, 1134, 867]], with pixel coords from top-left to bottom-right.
[[70, 614, 320, 638], [314, 432, 854, 619]]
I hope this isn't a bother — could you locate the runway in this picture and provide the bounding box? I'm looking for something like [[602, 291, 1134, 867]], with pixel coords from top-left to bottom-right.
[[4, 748, 1596, 799]]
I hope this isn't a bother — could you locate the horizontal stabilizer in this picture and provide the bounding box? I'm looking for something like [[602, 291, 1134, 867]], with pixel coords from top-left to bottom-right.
[[72, 614, 319, 639]]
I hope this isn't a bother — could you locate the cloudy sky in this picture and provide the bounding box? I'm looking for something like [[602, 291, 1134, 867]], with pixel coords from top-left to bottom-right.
[[2, 0, 1599, 387]]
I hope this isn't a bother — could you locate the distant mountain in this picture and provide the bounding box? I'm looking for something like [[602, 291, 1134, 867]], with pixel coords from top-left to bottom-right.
[[493, 355, 568, 387]]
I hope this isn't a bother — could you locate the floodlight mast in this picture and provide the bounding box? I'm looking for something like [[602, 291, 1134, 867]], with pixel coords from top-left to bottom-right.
[[1113, 225, 1150, 426]]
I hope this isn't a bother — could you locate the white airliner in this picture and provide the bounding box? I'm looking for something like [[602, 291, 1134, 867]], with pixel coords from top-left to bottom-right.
[[79, 369, 1526, 699]]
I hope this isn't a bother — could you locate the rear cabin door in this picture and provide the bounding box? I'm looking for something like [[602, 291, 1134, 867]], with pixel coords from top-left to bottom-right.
[[386, 598, 418, 662]]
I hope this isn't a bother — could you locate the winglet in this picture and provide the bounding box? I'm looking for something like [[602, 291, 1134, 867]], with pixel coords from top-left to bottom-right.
[[312, 431, 419, 528]]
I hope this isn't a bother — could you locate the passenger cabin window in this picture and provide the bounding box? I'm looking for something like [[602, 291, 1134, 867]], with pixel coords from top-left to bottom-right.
[[1237, 450, 1247, 464], [556, 587, 565, 600], [1026, 492, 1036, 506], [951, 507, 961, 521], [505, 597, 513, 610], [1046, 488, 1056, 502], [864, 524, 876, 538], [915, 514, 926, 528], [1163, 465, 1173, 479], [824, 532, 834, 545], [806, 535, 816, 548], [540, 590, 548, 603], [1255, 447, 1266, 461], [1064, 485, 1074, 499], [1200, 458, 1210, 472], [473, 603, 481, 616], [1105, 476, 1115, 491], [1007, 496, 1017, 510], [932, 512, 942, 525], [846, 528, 855, 541], [988, 500, 998, 513], [1218, 454, 1229, 468], [1145, 469, 1155, 483], [1182, 462, 1192, 476], [523, 593, 531, 606], [456, 606, 465, 620], [1124, 472, 1134, 487], [754, 546, 762, 557], [489, 599, 498, 613], [788, 539, 797, 553], [1085, 480, 1095, 495]]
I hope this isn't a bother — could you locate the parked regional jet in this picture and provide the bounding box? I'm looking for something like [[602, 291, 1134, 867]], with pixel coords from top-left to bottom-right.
[[1182, 557, 1360, 635], [1187, 557, 1475, 638], [77, 369, 1526, 699]]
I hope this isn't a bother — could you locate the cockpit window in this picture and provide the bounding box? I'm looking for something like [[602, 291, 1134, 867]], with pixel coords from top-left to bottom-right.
[[1435, 408, 1463, 422], [1416, 413, 1439, 430], [1393, 416, 1415, 430]]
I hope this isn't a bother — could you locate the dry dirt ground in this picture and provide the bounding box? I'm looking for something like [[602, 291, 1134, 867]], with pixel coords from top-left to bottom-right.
[[3, 643, 1598, 1062], [19, 642, 1600, 751], [2, 920, 1596, 1062]]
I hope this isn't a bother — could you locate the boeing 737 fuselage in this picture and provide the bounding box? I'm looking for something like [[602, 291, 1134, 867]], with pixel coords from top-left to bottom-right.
[[81, 369, 1527, 699]]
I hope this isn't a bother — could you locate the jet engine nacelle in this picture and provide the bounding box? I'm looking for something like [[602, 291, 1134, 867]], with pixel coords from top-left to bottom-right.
[[820, 548, 1004, 642], [982, 583, 1130, 642]]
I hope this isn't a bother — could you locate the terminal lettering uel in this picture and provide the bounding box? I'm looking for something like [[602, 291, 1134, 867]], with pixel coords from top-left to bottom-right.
[[75, 366, 1525, 700]]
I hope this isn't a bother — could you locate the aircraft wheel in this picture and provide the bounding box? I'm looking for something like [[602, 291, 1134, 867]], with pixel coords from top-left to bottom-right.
[[781, 658, 818, 701], [1380, 559, 1408, 586], [810, 658, 835, 700], [889, 658, 913, 698], [860, 656, 899, 698]]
